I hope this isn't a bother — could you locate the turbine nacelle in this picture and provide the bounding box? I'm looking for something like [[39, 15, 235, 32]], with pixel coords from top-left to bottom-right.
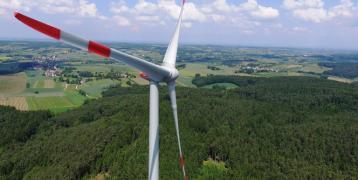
[[140, 67, 179, 83], [165, 67, 180, 82]]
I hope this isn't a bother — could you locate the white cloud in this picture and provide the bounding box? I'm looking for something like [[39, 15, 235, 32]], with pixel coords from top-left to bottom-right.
[[135, 0, 158, 14], [110, 1, 130, 14], [292, 26, 308, 32], [212, 0, 232, 12], [113, 15, 131, 26], [283, 0, 324, 10], [136, 15, 165, 26], [0, 0, 104, 19], [78, 0, 98, 17], [109, 0, 279, 29], [211, 14, 226, 22], [250, 5, 279, 19], [283, 0, 355, 23], [0, 0, 24, 10], [293, 8, 328, 23], [328, 0, 354, 17], [109, 0, 207, 28], [204, 0, 279, 20]]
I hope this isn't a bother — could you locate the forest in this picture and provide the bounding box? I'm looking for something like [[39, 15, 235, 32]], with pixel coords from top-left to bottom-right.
[[0, 62, 40, 75], [319, 62, 358, 78], [0, 76, 358, 179]]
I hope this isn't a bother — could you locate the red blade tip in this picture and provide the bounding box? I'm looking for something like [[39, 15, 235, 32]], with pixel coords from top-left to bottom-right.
[[13, 12, 61, 40], [14, 11, 19, 17]]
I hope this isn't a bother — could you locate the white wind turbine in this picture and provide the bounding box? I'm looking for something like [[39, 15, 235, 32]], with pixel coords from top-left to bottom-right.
[[14, 1, 187, 180]]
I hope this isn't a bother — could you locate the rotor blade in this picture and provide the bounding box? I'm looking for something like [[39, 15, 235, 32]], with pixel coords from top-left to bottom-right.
[[14, 12, 170, 82], [162, 0, 186, 68], [168, 82, 187, 180]]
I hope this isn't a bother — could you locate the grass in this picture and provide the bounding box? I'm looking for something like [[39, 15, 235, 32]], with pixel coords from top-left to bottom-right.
[[80, 79, 120, 98], [44, 79, 55, 88], [34, 80, 45, 88], [76, 64, 135, 74], [0, 73, 27, 94], [301, 63, 331, 73], [22, 87, 64, 97], [64, 90, 86, 106], [26, 96, 74, 111], [179, 63, 237, 77], [33, 79, 55, 88], [176, 76, 195, 87], [132, 77, 148, 85], [203, 83, 238, 89], [25, 70, 44, 88]]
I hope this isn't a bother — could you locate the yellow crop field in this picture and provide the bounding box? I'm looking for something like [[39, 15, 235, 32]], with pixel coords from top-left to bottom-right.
[[0, 96, 28, 110], [0, 56, 10, 61], [328, 76, 352, 83], [44, 79, 55, 88], [0, 73, 27, 94]]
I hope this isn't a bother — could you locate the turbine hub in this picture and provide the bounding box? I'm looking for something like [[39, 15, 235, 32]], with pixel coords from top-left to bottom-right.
[[165, 67, 180, 82]]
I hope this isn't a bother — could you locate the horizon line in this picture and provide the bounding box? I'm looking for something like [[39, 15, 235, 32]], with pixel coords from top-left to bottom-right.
[[1, 38, 358, 52]]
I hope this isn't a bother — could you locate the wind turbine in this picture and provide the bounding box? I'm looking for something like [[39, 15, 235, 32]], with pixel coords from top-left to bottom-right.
[[14, 0, 187, 179]]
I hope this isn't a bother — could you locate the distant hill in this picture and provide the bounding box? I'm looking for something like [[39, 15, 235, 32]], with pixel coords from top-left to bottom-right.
[[1, 76, 358, 179]]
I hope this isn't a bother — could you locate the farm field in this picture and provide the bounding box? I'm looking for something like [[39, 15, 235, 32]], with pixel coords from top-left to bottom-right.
[[203, 83, 238, 89], [26, 96, 75, 113], [2, 41, 358, 111], [76, 64, 135, 74], [0, 96, 28, 110], [327, 76, 353, 83], [0, 56, 10, 61], [179, 63, 237, 77], [33, 79, 55, 88], [176, 76, 195, 87], [80, 79, 121, 98], [0, 70, 86, 112], [0, 73, 26, 94], [300, 63, 331, 73]]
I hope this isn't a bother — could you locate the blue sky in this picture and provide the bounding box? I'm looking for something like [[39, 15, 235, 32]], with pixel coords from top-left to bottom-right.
[[1, 0, 358, 49]]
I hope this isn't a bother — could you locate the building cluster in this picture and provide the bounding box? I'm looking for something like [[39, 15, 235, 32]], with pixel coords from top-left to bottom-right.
[[44, 66, 61, 77], [32, 55, 67, 62], [237, 65, 279, 74]]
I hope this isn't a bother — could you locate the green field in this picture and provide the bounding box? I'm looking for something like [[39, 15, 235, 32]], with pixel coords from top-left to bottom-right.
[[203, 82, 238, 89], [26, 95, 83, 113], [65, 90, 86, 106], [176, 76, 195, 87], [179, 63, 237, 77], [80, 79, 120, 98], [76, 64, 135, 73], [0, 56, 10, 61]]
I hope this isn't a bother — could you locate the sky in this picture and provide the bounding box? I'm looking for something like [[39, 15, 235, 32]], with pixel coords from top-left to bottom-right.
[[1, 0, 358, 49]]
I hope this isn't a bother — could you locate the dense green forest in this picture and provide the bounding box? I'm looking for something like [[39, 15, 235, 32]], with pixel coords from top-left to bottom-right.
[[1, 76, 358, 179], [319, 62, 358, 78]]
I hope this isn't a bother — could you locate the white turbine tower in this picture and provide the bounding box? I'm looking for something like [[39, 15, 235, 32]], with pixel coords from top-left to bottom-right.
[[14, 1, 187, 180]]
